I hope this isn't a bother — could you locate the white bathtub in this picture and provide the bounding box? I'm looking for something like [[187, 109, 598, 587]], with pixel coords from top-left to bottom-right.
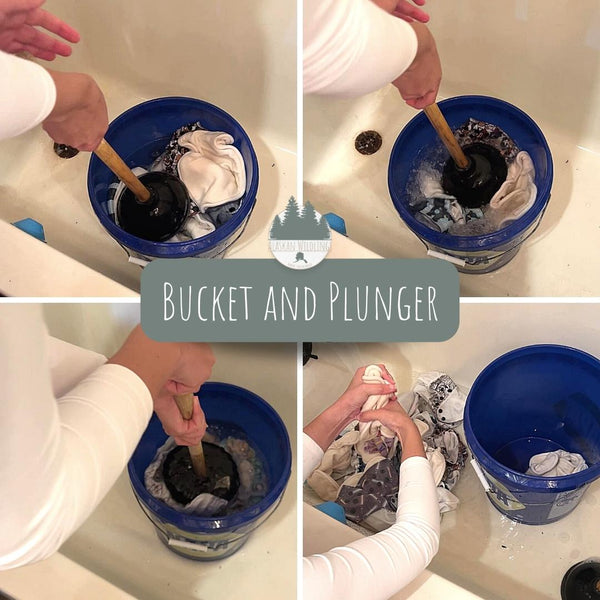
[[304, 0, 600, 296], [0, 304, 297, 600], [0, 0, 297, 296], [303, 303, 600, 600]]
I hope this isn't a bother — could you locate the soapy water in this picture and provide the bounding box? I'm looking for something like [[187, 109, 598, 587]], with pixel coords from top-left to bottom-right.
[[405, 119, 532, 237], [145, 422, 268, 518]]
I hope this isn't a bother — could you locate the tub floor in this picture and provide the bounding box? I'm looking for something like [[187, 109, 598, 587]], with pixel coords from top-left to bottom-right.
[[304, 86, 600, 296], [303, 435, 600, 600], [0, 72, 296, 293], [61, 343, 297, 600], [303, 342, 600, 600]]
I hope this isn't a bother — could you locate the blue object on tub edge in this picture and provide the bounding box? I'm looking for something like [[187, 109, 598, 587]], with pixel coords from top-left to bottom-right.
[[12, 218, 45, 242], [316, 501, 347, 524]]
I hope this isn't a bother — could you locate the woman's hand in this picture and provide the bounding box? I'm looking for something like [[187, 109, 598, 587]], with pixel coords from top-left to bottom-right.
[[107, 327, 215, 446], [360, 401, 425, 458], [0, 0, 80, 60], [154, 342, 215, 446], [336, 364, 397, 423], [304, 364, 397, 451], [42, 70, 108, 151], [393, 22, 441, 109], [372, 0, 430, 23], [153, 393, 207, 446]]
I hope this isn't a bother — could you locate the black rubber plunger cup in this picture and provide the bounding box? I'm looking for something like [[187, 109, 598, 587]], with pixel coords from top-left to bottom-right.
[[94, 139, 188, 241], [163, 443, 240, 505], [561, 560, 600, 600], [423, 104, 507, 209], [164, 393, 240, 506]]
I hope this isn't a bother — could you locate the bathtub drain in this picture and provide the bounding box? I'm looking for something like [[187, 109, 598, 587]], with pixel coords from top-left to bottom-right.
[[355, 131, 382, 155], [53, 143, 79, 159], [561, 559, 600, 599]]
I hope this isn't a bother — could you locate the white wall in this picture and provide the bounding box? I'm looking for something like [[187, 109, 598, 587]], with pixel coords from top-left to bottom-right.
[[44, 0, 296, 147], [304, 302, 600, 423]]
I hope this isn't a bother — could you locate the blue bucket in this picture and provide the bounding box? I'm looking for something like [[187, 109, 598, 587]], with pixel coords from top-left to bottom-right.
[[127, 382, 291, 560], [465, 345, 600, 525], [88, 97, 259, 261], [388, 96, 553, 273]]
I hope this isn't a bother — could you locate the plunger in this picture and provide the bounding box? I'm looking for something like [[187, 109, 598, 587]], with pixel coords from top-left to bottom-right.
[[162, 393, 239, 505], [423, 103, 507, 209], [93, 139, 188, 241]]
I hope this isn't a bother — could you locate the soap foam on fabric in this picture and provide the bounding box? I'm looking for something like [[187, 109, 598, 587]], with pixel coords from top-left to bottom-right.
[[407, 119, 536, 236]]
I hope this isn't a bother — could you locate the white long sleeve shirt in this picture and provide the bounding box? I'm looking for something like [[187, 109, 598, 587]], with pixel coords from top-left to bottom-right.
[[0, 50, 56, 139], [0, 306, 153, 569], [304, 0, 418, 96], [303, 432, 440, 600]]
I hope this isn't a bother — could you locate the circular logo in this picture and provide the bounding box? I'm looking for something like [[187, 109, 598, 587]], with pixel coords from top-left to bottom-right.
[[269, 197, 331, 270]]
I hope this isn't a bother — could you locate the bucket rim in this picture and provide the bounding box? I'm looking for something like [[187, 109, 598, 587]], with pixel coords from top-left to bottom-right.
[[127, 381, 292, 532], [388, 95, 554, 252], [87, 96, 259, 258], [465, 344, 600, 490]]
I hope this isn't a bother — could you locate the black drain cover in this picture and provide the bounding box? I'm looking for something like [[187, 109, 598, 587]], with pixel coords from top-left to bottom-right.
[[561, 560, 600, 599], [355, 131, 382, 155], [53, 143, 79, 159]]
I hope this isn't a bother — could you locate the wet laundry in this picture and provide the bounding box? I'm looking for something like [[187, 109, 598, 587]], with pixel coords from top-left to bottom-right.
[[410, 119, 536, 236], [487, 151, 537, 228], [145, 430, 268, 517], [110, 121, 246, 243], [175, 130, 246, 210], [526, 450, 588, 477], [306, 369, 469, 532]]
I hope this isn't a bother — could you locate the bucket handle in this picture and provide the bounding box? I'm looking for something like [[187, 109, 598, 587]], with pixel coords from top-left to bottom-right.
[[131, 492, 212, 552], [167, 538, 210, 552], [417, 195, 551, 266], [470, 459, 491, 492]]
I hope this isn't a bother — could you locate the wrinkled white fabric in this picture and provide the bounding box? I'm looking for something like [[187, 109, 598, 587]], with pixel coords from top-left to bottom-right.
[[303, 435, 440, 600], [413, 371, 467, 425], [0, 51, 56, 140], [526, 450, 587, 477], [489, 151, 537, 227], [177, 130, 246, 210], [437, 487, 460, 513], [304, 0, 418, 97], [0, 306, 152, 569], [144, 437, 227, 516]]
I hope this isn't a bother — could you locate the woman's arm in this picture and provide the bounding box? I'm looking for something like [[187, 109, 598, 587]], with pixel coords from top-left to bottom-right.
[[303, 399, 440, 600], [0, 306, 213, 569], [304, 0, 440, 101]]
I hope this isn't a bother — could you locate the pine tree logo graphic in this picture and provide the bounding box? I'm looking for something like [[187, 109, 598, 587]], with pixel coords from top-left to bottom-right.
[[269, 197, 332, 269]]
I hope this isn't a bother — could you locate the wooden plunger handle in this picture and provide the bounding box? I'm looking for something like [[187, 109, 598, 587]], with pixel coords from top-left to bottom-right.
[[423, 104, 470, 169], [174, 393, 207, 479], [94, 139, 151, 203]]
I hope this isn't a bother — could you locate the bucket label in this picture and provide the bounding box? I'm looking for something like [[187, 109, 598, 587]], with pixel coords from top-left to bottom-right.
[[547, 487, 586, 520], [485, 474, 526, 512]]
